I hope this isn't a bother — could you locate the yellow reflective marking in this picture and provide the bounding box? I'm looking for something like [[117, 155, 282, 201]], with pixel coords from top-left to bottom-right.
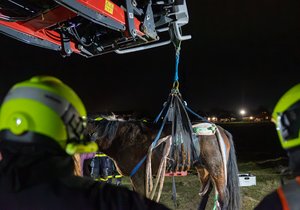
[[94, 117, 103, 121], [94, 153, 107, 157], [105, 0, 114, 15]]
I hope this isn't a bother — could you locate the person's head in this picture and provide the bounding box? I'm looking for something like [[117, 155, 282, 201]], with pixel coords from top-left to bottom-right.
[[0, 75, 98, 155], [273, 83, 300, 174]]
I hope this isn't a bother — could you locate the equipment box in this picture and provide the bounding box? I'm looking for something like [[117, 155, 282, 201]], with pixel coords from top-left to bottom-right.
[[238, 173, 256, 187]]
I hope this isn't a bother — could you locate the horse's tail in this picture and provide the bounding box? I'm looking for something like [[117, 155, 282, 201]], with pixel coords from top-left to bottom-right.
[[224, 129, 241, 210]]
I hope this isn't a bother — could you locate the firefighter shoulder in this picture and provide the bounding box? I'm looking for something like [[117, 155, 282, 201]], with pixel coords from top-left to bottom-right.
[[0, 75, 170, 210], [255, 83, 300, 210]]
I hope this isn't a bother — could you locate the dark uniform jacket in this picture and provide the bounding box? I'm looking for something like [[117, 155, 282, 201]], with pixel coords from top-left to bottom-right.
[[254, 177, 300, 210], [0, 149, 169, 210], [90, 153, 116, 179], [254, 191, 283, 210]]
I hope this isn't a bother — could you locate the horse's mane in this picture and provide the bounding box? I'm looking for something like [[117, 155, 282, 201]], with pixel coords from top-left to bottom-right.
[[87, 113, 151, 148]]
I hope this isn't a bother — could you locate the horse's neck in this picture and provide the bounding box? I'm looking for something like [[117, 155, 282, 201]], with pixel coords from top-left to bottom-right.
[[151, 123, 171, 138], [98, 146, 116, 161]]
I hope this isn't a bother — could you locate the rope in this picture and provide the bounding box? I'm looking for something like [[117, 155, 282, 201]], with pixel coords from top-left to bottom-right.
[[171, 175, 177, 208], [172, 40, 181, 92], [173, 41, 181, 83], [130, 108, 170, 177], [145, 136, 171, 201], [156, 159, 167, 201], [154, 98, 169, 123], [150, 150, 167, 201], [130, 156, 147, 177], [146, 147, 153, 197], [185, 105, 209, 122]]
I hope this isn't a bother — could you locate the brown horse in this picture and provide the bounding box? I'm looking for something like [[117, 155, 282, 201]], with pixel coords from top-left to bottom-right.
[[83, 114, 241, 210]]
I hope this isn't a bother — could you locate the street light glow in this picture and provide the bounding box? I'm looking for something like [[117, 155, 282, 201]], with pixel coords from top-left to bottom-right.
[[240, 109, 246, 116]]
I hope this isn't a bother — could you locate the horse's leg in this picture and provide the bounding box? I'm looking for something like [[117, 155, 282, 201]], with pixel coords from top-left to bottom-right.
[[202, 152, 228, 210], [213, 178, 228, 210], [199, 134, 229, 210], [215, 174, 230, 208], [198, 182, 213, 210], [196, 167, 213, 210], [208, 151, 228, 210]]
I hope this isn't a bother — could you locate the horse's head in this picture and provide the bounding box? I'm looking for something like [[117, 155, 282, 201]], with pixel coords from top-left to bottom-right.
[[85, 114, 123, 150]]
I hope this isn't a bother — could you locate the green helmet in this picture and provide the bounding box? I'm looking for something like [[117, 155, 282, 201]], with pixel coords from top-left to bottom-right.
[[272, 83, 300, 150], [0, 76, 98, 155]]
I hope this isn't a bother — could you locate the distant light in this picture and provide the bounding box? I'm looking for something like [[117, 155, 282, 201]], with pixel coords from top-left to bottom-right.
[[250, 116, 254, 120], [240, 109, 246, 116]]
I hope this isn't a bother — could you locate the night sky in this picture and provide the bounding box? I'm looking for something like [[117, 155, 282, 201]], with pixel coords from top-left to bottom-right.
[[0, 0, 300, 117]]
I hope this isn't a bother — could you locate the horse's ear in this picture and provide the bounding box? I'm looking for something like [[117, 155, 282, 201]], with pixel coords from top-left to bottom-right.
[[111, 112, 117, 118], [141, 118, 148, 123]]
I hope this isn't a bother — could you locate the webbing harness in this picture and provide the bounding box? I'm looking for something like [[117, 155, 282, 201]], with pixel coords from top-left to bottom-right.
[[130, 40, 208, 208]]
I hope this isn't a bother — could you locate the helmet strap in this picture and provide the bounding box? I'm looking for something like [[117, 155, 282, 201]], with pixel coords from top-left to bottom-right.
[[61, 103, 85, 143]]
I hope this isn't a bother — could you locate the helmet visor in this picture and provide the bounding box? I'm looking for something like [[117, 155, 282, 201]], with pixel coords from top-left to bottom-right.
[[277, 100, 300, 141]]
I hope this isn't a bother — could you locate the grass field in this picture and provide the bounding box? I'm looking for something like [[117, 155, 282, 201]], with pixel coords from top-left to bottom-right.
[[120, 158, 288, 210]]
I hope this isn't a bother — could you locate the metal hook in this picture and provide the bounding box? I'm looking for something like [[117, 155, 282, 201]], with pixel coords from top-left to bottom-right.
[[172, 80, 180, 90]]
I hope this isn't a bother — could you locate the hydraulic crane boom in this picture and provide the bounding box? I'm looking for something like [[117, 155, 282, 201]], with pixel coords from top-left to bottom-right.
[[0, 0, 191, 58]]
